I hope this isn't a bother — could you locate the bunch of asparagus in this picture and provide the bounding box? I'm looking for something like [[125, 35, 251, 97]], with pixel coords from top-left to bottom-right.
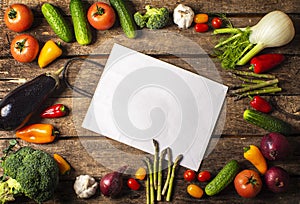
[[144, 140, 183, 204], [228, 70, 282, 100]]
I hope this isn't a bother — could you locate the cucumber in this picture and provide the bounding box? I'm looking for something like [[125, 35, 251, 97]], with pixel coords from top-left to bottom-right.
[[243, 109, 292, 135], [205, 160, 239, 196], [69, 0, 92, 45], [109, 0, 137, 39], [41, 3, 73, 42]]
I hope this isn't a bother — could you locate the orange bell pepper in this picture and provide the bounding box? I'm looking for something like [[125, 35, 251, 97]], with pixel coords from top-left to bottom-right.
[[38, 40, 62, 68], [53, 153, 71, 175], [243, 145, 267, 175], [16, 123, 59, 144]]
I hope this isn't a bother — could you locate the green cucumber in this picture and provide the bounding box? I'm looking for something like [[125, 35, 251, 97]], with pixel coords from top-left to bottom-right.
[[109, 0, 137, 39], [243, 109, 292, 135], [41, 3, 73, 42], [205, 160, 239, 196], [69, 0, 92, 45]]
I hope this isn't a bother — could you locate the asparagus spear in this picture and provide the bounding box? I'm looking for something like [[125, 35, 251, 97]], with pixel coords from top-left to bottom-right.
[[144, 157, 155, 204], [230, 78, 279, 95], [234, 87, 282, 100], [166, 154, 183, 202], [230, 70, 276, 79], [157, 148, 167, 201], [152, 139, 159, 191], [146, 174, 150, 204], [162, 147, 172, 196]]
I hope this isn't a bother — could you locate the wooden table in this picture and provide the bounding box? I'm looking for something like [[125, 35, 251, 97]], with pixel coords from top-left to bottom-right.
[[1, 0, 299, 203]]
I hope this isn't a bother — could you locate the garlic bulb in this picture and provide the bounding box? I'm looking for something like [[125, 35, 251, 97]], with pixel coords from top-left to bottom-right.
[[249, 10, 295, 47]]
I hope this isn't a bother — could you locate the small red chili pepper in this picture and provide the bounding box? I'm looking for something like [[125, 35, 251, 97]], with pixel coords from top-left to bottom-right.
[[249, 54, 285, 74], [41, 104, 68, 118], [250, 96, 272, 113]]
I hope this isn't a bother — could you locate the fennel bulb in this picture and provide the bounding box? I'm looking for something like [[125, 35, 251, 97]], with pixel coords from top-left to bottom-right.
[[214, 10, 295, 69]]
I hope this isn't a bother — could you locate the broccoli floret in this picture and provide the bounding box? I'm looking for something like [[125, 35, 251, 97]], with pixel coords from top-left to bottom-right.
[[0, 178, 21, 204], [134, 5, 170, 29], [1, 146, 59, 203]]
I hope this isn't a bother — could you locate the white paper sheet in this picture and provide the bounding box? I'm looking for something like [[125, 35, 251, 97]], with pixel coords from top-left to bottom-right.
[[82, 43, 228, 170]]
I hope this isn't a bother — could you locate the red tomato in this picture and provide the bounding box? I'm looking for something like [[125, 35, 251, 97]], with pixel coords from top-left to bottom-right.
[[10, 34, 39, 63], [197, 170, 211, 182], [183, 169, 196, 182], [127, 178, 140, 191], [234, 169, 263, 198], [194, 23, 209, 33], [4, 4, 34, 32], [87, 2, 116, 30], [211, 17, 223, 29]]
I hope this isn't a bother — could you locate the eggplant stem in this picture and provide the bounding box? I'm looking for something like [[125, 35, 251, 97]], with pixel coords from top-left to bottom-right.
[[54, 66, 65, 76]]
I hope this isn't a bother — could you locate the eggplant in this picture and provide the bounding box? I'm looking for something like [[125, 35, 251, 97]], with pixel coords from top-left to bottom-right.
[[0, 68, 63, 131]]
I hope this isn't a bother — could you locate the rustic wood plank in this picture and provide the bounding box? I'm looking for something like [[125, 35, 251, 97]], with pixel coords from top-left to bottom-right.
[[1, 16, 299, 58], [2, 0, 300, 15], [1, 54, 300, 98], [0, 92, 299, 138], [1, 133, 300, 176], [0, 136, 299, 203]]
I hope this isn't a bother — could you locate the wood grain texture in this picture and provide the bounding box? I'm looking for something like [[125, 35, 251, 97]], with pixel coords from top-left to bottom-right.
[[0, 0, 299, 203]]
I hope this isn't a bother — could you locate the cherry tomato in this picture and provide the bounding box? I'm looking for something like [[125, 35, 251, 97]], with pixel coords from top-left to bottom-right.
[[183, 169, 196, 182], [127, 178, 140, 191], [194, 13, 209, 24], [4, 4, 34, 32], [197, 170, 211, 182], [211, 17, 223, 29], [10, 34, 39, 63], [135, 167, 147, 180], [87, 2, 116, 30], [234, 169, 262, 198], [194, 23, 209, 33], [187, 184, 204, 199]]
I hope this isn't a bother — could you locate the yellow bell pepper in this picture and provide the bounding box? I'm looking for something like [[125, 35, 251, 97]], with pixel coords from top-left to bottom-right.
[[53, 153, 71, 175], [243, 145, 267, 175], [38, 40, 62, 68]]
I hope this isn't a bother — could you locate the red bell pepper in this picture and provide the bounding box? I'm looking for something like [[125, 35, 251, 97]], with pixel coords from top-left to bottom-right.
[[250, 96, 272, 113], [41, 104, 68, 118], [250, 54, 285, 74]]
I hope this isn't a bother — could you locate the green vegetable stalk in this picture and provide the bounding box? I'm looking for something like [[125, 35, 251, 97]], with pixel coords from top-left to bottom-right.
[[152, 139, 159, 191], [166, 154, 183, 202], [161, 147, 172, 196], [230, 78, 279, 95], [157, 148, 167, 201], [144, 157, 155, 204]]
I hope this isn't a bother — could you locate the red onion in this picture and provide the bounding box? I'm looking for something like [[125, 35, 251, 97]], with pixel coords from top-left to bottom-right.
[[260, 132, 290, 160], [264, 166, 289, 193], [100, 166, 127, 197]]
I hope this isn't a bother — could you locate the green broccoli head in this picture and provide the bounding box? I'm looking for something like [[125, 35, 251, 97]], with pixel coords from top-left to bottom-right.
[[134, 5, 169, 29], [1, 147, 59, 203]]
